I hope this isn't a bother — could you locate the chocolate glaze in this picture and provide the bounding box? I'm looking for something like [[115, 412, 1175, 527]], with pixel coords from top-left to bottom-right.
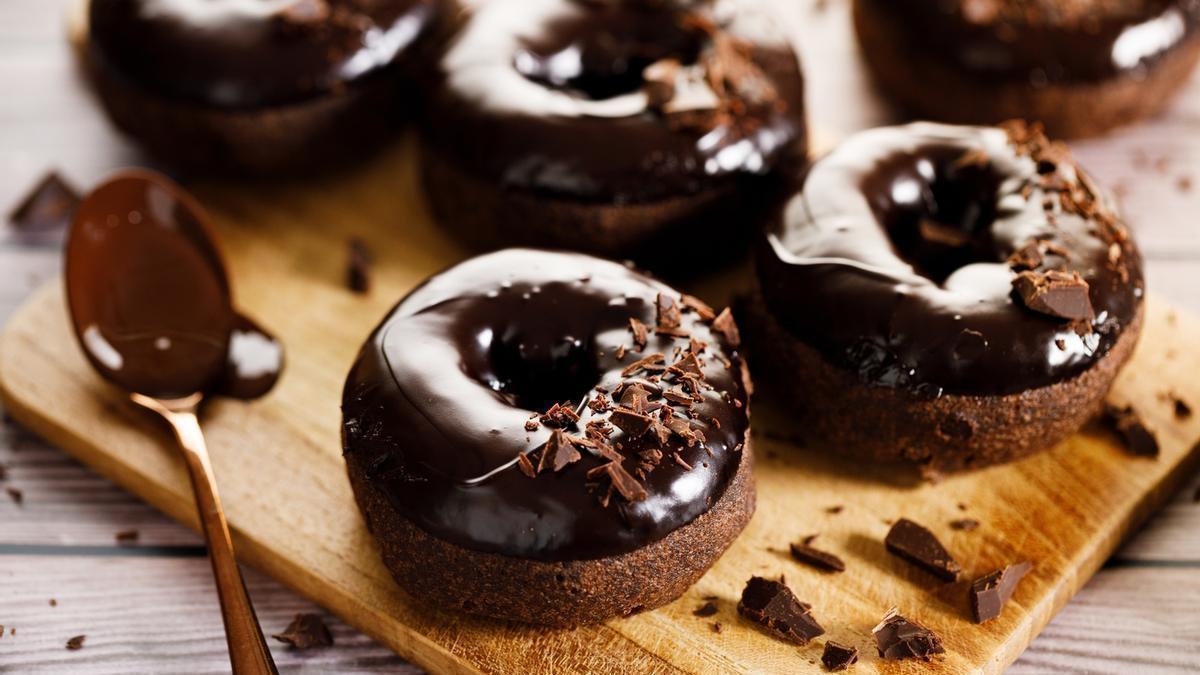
[[65, 170, 282, 400], [859, 0, 1200, 84], [756, 123, 1143, 397], [341, 249, 750, 561], [421, 0, 807, 203], [88, 0, 441, 109]]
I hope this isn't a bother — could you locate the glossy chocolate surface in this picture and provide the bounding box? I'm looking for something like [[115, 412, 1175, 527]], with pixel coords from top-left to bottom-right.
[[342, 249, 750, 561], [89, 0, 439, 109], [859, 0, 1200, 84], [422, 0, 807, 203], [65, 170, 282, 400], [756, 123, 1143, 397]]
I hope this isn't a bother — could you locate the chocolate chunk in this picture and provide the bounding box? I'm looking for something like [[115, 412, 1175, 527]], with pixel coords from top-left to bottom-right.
[[114, 529, 139, 544], [737, 577, 824, 645], [516, 452, 536, 478], [656, 293, 682, 330], [681, 294, 716, 321], [272, 613, 333, 649], [821, 640, 859, 671], [668, 353, 704, 379], [537, 429, 581, 473], [609, 407, 654, 438], [65, 634, 86, 650], [1012, 270, 1094, 321], [1104, 405, 1159, 458], [619, 383, 652, 413], [628, 317, 649, 351], [711, 307, 741, 347], [950, 518, 980, 531], [693, 601, 718, 617], [8, 171, 79, 234], [345, 237, 371, 294], [872, 609, 944, 661], [970, 561, 1032, 623], [524, 418, 539, 432], [789, 541, 846, 573], [885, 518, 962, 582], [6, 487, 22, 505]]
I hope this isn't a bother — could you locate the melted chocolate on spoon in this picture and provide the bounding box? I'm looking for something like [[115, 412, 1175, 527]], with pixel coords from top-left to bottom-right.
[[65, 170, 282, 399]]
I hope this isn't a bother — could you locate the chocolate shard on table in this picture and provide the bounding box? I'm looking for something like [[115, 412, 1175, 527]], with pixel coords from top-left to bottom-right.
[[693, 601, 718, 617], [7, 170, 79, 236], [1104, 404, 1160, 458], [821, 640, 859, 671], [737, 576, 824, 644], [272, 613, 333, 649], [872, 608, 944, 661], [789, 541, 846, 573], [970, 561, 1032, 623], [950, 518, 980, 531], [885, 518, 962, 582]]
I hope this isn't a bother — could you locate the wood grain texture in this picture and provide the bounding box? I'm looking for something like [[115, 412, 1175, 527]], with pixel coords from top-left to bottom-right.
[[3, 126, 1200, 673]]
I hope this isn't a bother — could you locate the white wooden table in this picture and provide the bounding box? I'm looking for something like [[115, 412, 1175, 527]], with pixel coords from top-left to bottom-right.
[[1, 0, 1199, 672]]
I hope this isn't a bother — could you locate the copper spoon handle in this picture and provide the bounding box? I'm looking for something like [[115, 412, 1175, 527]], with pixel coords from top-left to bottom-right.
[[132, 393, 279, 675]]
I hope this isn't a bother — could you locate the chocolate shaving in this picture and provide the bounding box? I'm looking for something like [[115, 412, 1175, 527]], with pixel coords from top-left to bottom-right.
[[872, 608, 944, 661], [8, 170, 79, 235], [345, 237, 372, 294], [971, 561, 1032, 623], [621, 352, 665, 377], [681, 294, 716, 321], [524, 419, 539, 432], [538, 429, 581, 473], [950, 518, 980, 531], [885, 518, 962, 582], [693, 601, 719, 617], [668, 352, 704, 379], [516, 452, 536, 478], [628, 318, 649, 351], [789, 541, 846, 573], [540, 401, 580, 428], [1012, 270, 1094, 321], [592, 460, 648, 502], [711, 307, 741, 347], [272, 613, 334, 649], [656, 293, 682, 330], [587, 393, 611, 414], [821, 641, 859, 671], [65, 635, 86, 651], [737, 576, 824, 645], [609, 407, 654, 438], [1104, 404, 1159, 458], [1008, 241, 1044, 271]]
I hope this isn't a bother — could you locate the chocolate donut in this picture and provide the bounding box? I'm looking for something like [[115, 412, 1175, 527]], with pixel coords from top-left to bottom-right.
[[418, 0, 807, 270], [341, 249, 753, 625], [853, 0, 1200, 138], [745, 121, 1144, 475], [84, 0, 449, 174]]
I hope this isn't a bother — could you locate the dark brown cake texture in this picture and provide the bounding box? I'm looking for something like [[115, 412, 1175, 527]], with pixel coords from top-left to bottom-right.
[[417, 0, 808, 273], [342, 249, 755, 626], [81, 0, 451, 175], [747, 121, 1145, 475], [853, 0, 1200, 138]]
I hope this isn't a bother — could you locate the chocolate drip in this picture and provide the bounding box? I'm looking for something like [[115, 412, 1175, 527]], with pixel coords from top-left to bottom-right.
[[756, 123, 1143, 397], [88, 0, 440, 109], [422, 0, 807, 203], [341, 249, 750, 561], [859, 0, 1200, 84]]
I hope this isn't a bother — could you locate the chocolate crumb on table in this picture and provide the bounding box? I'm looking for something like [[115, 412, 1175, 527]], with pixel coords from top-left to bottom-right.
[[872, 608, 944, 661], [950, 518, 980, 531], [345, 237, 372, 294], [65, 635, 86, 650], [1103, 404, 1160, 458], [7, 170, 79, 236], [6, 486, 22, 505], [821, 640, 859, 671], [1172, 395, 1192, 419], [49, 598, 57, 607], [737, 576, 824, 644], [693, 601, 718, 617], [789, 541, 846, 573], [825, 505, 843, 514], [884, 518, 962, 582], [971, 561, 1032, 623], [114, 529, 139, 545], [272, 613, 333, 649], [710, 622, 723, 633]]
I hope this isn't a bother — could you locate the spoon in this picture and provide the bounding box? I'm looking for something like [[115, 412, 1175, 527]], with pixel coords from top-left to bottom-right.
[[64, 170, 280, 675]]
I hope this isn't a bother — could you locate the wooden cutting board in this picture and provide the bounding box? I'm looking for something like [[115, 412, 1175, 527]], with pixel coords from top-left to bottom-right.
[[2, 135, 1200, 674]]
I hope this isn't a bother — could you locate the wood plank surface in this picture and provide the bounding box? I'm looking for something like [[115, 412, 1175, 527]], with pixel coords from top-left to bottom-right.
[[1, 0, 1199, 672]]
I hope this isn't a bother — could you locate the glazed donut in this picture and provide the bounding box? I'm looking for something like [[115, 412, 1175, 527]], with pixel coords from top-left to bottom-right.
[[418, 0, 807, 270], [341, 248, 753, 626], [745, 121, 1144, 475], [853, 0, 1200, 138], [84, 0, 449, 173]]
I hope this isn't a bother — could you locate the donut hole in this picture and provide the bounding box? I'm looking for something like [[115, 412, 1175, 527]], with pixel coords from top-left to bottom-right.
[[866, 148, 1005, 284], [483, 324, 601, 413], [513, 6, 704, 100]]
